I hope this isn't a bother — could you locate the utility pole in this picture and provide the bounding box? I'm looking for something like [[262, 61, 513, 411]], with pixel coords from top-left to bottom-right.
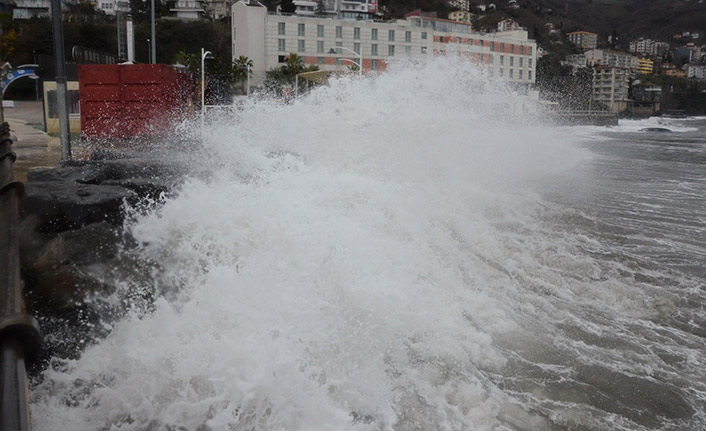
[[51, 0, 71, 161], [151, 0, 156, 64]]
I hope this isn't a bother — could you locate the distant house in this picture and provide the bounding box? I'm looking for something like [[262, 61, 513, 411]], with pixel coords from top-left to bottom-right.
[[584, 49, 639, 72], [448, 10, 472, 24], [637, 58, 654, 75], [169, 0, 207, 19], [497, 19, 521, 33], [567, 31, 598, 50], [12, 0, 50, 19], [661, 63, 686, 78], [684, 63, 706, 82]]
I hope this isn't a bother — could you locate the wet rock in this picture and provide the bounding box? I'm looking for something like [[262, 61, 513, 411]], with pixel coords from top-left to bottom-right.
[[21, 181, 137, 233], [31, 264, 113, 310]]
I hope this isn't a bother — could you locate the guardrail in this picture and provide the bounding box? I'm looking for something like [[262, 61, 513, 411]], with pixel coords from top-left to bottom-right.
[[0, 121, 42, 431]]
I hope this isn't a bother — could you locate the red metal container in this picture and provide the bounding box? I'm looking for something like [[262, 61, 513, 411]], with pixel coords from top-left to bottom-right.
[[79, 64, 194, 140]]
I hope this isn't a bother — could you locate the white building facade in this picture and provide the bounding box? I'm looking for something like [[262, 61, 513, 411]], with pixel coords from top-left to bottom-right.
[[592, 66, 628, 112], [584, 49, 639, 72], [629, 38, 670, 57], [232, 0, 537, 87]]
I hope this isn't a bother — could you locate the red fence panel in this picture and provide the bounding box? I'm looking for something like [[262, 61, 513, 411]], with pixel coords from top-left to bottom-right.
[[79, 64, 194, 140]]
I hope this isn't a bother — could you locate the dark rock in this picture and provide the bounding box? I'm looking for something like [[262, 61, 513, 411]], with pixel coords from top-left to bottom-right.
[[21, 181, 137, 233], [639, 127, 672, 133], [31, 264, 114, 310], [35, 222, 120, 270]]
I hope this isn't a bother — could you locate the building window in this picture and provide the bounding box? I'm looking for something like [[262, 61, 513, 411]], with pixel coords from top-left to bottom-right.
[[421, 46, 427, 54], [499, 68, 504, 77], [510, 56, 514, 67], [336, 26, 342, 38], [519, 57, 523, 67], [317, 40, 324, 53], [468, 38, 473, 45], [421, 32, 427, 40], [528, 58, 532, 68], [388, 45, 395, 56], [529, 47, 532, 56], [298, 39, 305, 52], [278, 22, 285, 35], [500, 42, 504, 51], [490, 41, 495, 51], [336, 58, 342, 65], [317, 24, 324, 37], [354, 27, 360, 39], [318, 57, 324, 65], [405, 45, 411, 55], [405, 31, 411, 42], [388, 30, 394, 42], [298, 23, 305, 36], [278, 39, 286, 51], [489, 54, 493, 64], [500, 55, 504, 65], [354, 42, 360, 54], [509, 69, 514, 78], [336, 41, 343, 48], [528, 70, 532, 80], [278, 55, 286, 63], [520, 70, 524, 79], [372, 59, 378, 70], [371, 28, 378, 40]]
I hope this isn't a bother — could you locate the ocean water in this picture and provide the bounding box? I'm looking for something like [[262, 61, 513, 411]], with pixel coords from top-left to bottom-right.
[[30, 58, 706, 430]]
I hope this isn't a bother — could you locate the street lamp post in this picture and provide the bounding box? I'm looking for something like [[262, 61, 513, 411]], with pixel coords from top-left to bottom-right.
[[201, 48, 213, 130], [327, 47, 362, 76]]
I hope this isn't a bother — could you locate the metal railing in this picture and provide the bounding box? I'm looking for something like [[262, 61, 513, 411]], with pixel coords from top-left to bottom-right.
[[0, 121, 42, 431]]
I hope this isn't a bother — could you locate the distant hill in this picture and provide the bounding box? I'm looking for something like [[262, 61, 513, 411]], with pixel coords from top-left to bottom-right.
[[378, 0, 706, 47]]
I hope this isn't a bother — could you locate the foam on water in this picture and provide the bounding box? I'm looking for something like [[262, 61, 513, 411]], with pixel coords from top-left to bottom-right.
[[30, 57, 706, 430]]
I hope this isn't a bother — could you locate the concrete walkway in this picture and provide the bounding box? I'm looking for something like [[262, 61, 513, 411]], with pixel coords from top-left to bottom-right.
[[7, 118, 62, 182], [3, 101, 62, 182]]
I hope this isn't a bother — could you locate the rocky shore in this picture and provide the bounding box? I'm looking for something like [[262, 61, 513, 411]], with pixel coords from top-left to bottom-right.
[[19, 151, 189, 365]]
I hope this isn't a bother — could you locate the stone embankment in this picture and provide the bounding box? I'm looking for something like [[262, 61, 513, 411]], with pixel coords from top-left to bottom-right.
[[19, 151, 188, 361]]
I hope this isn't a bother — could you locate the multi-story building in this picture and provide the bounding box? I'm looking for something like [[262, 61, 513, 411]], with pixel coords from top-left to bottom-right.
[[629, 38, 670, 57], [497, 19, 521, 33], [592, 66, 628, 112], [563, 53, 587, 72], [448, 0, 469, 12], [12, 0, 50, 19], [584, 49, 639, 72], [286, 0, 377, 19], [661, 64, 686, 78], [96, 0, 130, 16], [169, 0, 207, 19], [637, 57, 653, 75], [684, 63, 706, 81], [567, 31, 598, 50], [448, 10, 472, 24], [206, 0, 231, 19], [231, 0, 537, 87]]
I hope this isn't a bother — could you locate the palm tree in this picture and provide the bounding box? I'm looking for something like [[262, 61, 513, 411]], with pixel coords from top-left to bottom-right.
[[231, 55, 253, 93], [282, 53, 304, 77]]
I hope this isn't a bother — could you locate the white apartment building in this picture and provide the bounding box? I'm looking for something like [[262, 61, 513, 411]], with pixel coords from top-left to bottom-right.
[[12, 0, 50, 19], [232, 0, 537, 87], [628, 38, 670, 57], [95, 0, 130, 16], [684, 63, 706, 82], [567, 31, 597, 50], [592, 66, 628, 112], [584, 49, 639, 72], [170, 0, 207, 19]]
